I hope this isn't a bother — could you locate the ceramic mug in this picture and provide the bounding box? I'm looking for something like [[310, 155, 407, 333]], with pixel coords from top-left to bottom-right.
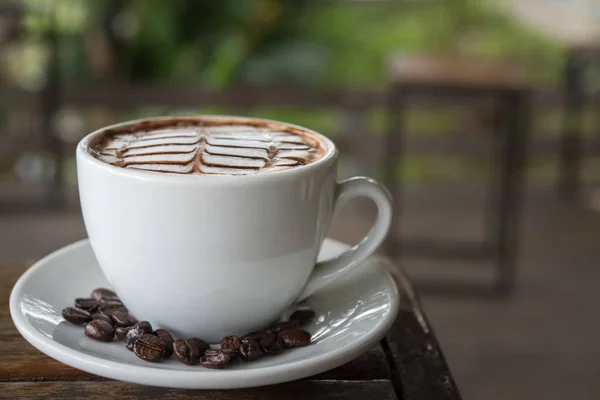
[[76, 116, 393, 342]]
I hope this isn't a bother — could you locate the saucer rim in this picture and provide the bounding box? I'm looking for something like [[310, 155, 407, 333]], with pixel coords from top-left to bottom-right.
[[10, 238, 400, 389]]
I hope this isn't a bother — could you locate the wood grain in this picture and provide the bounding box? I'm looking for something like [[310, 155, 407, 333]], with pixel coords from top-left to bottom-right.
[[0, 381, 398, 400], [383, 260, 462, 400]]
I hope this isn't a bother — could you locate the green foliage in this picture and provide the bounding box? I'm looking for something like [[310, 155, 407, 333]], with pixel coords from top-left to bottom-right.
[[13, 0, 568, 86]]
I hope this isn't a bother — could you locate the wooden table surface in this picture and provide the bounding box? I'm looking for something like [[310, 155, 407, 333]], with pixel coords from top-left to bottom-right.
[[0, 260, 461, 400]]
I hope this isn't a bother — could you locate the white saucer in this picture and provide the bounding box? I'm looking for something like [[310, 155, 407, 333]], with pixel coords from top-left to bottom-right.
[[10, 238, 400, 389]]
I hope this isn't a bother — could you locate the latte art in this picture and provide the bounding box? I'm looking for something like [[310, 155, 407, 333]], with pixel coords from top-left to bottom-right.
[[92, 123, 326, 175]]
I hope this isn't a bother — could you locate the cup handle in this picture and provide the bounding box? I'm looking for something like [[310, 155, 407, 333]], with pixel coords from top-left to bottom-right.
[[296, 176, 394, 302]]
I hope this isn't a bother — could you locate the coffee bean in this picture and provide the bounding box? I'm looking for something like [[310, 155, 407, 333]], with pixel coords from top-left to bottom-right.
[[203, 348, 220, 356], [187, 338, 210, 354], [220, 335, 241, 351], [62, 307, 91, 325], [91, 312, 113, 326], [278, 329, 311, 348], [241, 330, 268, 344], [115, 326, 131, 340], [173, 338, 207, 365], [256, 331, 276, 353], [154, 329, 174, 356], [65, 290, 315, 363], [134, 334, 167, 362], [111, 310, 136, 327], [98, 300, 125, 314], [218, 336, 241, 361], [270, 320, 300, 334], [91, 288, 118, 301], [263, 334, 285, 355], [289, 308, 315, 326], [125, 321, 153, 351], [74, 298, 99, 313], [200, 350, 230, 369], [103, 307, 129, 318], [241, 330, 283, 354], [239, 340, 262, 361], [85, 320, 114, 342], [99, 299, 123, 307], [220, 346, 239, 360]]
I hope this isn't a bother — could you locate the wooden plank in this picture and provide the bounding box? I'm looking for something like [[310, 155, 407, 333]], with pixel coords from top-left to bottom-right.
[[0, 262, 26, 308], [382, 260, 462, 400], [0, 353, 100, 382], [314, 345, 390, 381], [389, 55, 527, 91], [0, 381, 398, 400]]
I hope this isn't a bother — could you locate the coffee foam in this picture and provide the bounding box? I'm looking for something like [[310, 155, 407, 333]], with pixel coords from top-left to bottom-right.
[[91, 121, 326, 176]]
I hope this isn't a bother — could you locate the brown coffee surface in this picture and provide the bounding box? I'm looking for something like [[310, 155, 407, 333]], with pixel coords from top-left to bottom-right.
[[91, 120, 327, 176]]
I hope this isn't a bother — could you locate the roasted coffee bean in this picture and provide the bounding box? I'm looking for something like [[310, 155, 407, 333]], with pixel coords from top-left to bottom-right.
[[220, 335, 241, 351], [134, 334, 167, 362], [125, 321, 153, 351], [239, 340, 262, 361], [91, 312, 113, 326], [62, 307, 91, 325], [74, 298, 99, 313], [289, 308, 315, 326], [187, 338, 210, 354], [203, 348, 221, 357], [98, 300, 125, 313], [85, 320, 114, 342], [270, 320, 300, 334], [115, 326, 131, 340], [263, 334, 285, 355], [111, 310, 136, 327], [220, 335, 241, 360], [173, 339, 199, 365], [103, 307, 129, 318], [278, 329, 311, 348], [256, 331, 276, 353], [173, 338, 207, 365], [91, 288, 118, 301], [241, 330, 282, 353], [200, 350, 230, 369], [154, 329, 174, 356], [220, 347, 239, 360], [241, 331, 268, 344], [99, 299, 123, 307]]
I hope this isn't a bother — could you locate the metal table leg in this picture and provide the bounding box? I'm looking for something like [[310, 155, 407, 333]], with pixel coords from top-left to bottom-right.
[[494, 92, 530, 294], [383, 85, 406, 260], [559, 50, 584, 202]]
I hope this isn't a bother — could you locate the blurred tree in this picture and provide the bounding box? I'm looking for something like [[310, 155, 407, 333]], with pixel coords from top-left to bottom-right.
[[85, 0, 311, 85], [8, 0, 566, 87]]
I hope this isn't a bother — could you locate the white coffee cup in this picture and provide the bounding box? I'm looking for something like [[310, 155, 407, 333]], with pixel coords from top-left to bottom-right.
[[76, 116, 393, 342]]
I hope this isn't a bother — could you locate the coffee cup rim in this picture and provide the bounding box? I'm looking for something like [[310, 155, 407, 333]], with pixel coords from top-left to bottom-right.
[[77, 115, 338, 184]]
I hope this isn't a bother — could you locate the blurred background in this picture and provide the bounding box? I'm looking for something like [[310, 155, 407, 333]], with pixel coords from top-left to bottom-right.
[[2, 0, 600, 398]]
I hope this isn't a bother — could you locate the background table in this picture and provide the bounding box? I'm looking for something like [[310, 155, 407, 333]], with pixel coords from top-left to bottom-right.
[[1, 260, 462, 399]]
